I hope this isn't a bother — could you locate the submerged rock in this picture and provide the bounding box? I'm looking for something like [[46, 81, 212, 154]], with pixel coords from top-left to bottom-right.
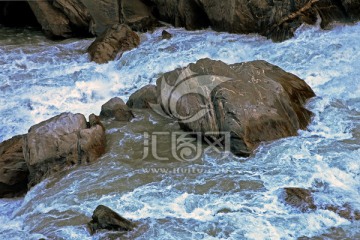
[[282, 187, 360, 221], [23, 112, 106, 187], [100, 97, 134, 121], [88, 205, 136, 235], [283, 188, 317, 212], [126, 85, 158, 109], [0, 135, 29, 198], [155, 58, 315, 156], [87, 23, 140, 64]]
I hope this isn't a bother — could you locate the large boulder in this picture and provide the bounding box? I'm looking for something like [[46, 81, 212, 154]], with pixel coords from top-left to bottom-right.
[[126, 85, 158, 109], [120, 0, 160, 32], [79, 0, 120, 36], [27, 0, 72, 38], [87, 24, 140, 64], [53, 0, 93, 35], [154, 58, 315, 156], [0, 135, 29, 198], [88, 205, 136, 235], [23, 112, 106, 187]]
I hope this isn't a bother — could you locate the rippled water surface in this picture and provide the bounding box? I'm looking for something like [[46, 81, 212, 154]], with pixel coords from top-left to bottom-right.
[[0, 23, 359, 239]]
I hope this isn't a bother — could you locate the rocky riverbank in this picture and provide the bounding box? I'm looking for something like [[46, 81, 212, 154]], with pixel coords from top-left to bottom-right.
[[1, 1, 360, 42]]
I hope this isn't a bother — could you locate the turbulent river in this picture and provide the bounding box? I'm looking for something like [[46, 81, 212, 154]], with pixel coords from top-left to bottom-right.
[[0, 22, 360, 239]]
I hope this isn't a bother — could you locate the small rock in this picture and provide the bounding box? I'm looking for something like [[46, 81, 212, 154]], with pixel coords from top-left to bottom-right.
[[283, 188, 317, 212], [126, 85, 157, 109], [161, 30, 172, 40], [100, 97, 134, 121], [88, 205, 136, 235]]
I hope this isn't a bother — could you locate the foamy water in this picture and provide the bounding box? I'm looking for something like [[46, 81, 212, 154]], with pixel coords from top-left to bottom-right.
[[0, 23, 359, 239]]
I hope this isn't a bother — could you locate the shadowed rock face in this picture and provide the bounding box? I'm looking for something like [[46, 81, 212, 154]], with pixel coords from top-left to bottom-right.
[[27, 0, 72, 38], [127, 85, 158, 109], [23, 112, 106, 188], [147, 0, 360, 41], [0, 135, 29, 198], [155, 58, 315, 156], [53, 0, 93, 35], [88, 205, 136, 235], [87, 24, 140, 64], [120, 0, 160, 32], [80, 0, 120, 36], [100, 97, 134, 121]]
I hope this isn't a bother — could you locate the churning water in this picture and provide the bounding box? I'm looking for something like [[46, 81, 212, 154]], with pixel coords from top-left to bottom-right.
[[0, 22, 359, 239]]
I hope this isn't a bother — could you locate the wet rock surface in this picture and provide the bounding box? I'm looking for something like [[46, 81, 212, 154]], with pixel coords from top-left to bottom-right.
[[155, 58, 315, 156], [87, 24, 140, 64], [282, 187, 360, 221], [23, 112, 106, 188], [27, 0, 72, 38], [88, 205, 136, 235], [101, 97, 134, 121], [0, 135, 28, 198]]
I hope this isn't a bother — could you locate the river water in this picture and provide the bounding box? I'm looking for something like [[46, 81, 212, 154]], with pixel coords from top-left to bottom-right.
[[0, 22, 359, 239]]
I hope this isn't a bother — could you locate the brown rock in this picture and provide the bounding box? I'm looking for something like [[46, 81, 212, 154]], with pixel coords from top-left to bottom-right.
[[161, 30, 172, 40], [87, 24, 140, 64], [0, 135, 29, 198], [120, 0, 160, 32], [282, 187, 360, 221], [28, 0, 72, 38], [88, 205, 136, 235], [325, 203, 360, 221], [148, 0, 360, 41], [155, 58, 315, 156], [0, 1, 39, 27], [23, 112, 106, 187], [79, 0, 120, 36], [126, 85, 158, 109], [283, 188, 317, 212], [100, 97, 134, 121], [53, 0, 93, 34]]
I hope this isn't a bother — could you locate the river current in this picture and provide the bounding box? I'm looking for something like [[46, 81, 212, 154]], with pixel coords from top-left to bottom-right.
[[0, 22, 359, 239]]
